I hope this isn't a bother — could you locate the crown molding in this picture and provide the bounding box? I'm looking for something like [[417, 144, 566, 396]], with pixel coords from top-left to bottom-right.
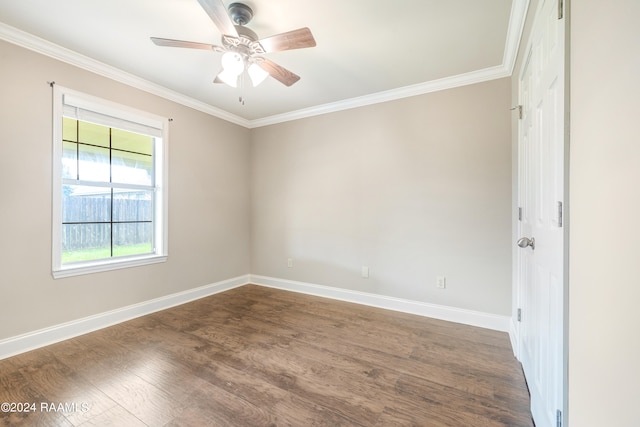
[[0, 22, 251, 128], [250, 0, 530, 128], [248, 65, 511, 128], [1, 0, 528, 129]]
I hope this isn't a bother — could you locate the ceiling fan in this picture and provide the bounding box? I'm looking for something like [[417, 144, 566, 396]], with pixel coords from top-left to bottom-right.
[[151, 0, 316, 88]]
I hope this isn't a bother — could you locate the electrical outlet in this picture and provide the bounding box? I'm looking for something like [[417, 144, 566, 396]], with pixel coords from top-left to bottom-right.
[[436, 276, 446, 289], [287, 258, 293, 268], [361, 266, 369, 278]]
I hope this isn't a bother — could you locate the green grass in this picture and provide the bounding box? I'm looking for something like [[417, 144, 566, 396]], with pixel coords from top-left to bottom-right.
[[62, 243, 153, 264]]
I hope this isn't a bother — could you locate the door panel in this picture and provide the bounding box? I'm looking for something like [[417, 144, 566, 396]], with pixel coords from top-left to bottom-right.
[[517, 0, 565, 426]]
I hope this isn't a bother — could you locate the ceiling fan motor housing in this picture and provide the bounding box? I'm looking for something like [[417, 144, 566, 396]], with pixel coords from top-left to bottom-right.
[[228, 2, 253, 26], [223, 2, 261, 55]]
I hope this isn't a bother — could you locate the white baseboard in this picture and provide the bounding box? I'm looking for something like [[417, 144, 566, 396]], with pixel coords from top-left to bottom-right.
[[0, 274, 250, 361], [0, 273, 513, 361], [250, 275, 511, 332]]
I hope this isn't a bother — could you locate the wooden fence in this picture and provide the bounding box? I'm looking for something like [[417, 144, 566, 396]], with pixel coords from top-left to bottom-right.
[[62, 192, 152, 251]]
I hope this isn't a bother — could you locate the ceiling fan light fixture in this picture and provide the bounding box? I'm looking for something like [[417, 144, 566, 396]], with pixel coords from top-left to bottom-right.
[[216, 69, 239, 87], [248, 63, 269, 87], [220, 51, 244, 75]]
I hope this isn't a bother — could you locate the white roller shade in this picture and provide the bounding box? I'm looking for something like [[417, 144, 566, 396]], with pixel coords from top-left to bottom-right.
[[63, 94, 163, 138]]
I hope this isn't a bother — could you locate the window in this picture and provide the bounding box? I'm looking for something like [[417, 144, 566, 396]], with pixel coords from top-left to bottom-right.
[[52, 86, 168, 278]]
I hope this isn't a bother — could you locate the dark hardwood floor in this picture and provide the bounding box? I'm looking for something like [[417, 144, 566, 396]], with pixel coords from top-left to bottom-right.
[[0, 285, 533, 426]]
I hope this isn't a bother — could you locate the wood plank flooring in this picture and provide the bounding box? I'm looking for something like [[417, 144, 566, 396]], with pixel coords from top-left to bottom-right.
[[0, 285, 533, 426]]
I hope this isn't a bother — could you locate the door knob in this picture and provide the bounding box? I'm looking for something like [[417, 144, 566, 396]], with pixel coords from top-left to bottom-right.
[[517, 237, 535, 250]]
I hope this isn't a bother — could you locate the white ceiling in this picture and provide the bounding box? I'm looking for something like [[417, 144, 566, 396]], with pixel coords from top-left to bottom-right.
[[0, 0, 528, 127]]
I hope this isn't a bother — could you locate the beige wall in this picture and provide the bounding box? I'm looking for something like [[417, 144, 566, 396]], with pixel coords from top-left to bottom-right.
[[0, 40, 251, 340], [251, 78, 513, 315], [1, 36, 512, 343], [569, 1, 640, 425]]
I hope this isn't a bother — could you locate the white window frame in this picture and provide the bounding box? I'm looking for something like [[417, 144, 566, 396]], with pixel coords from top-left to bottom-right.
[[52, 85, 168, 279]]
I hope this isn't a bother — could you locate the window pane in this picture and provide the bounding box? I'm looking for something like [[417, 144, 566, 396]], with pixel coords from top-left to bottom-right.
[[62, 141, 78, 179], [78, 121, 109, 147], [78, 144, 110, 182], [63, 117, 77, 142], [55, 88, 167, 276], [112, 128, 153, 155], [113, 189, 153, 222], [62, 185, 111, 223], [62, 223, 111, 263], [113, 223, 153, 257], [112, 150, 153, 186]]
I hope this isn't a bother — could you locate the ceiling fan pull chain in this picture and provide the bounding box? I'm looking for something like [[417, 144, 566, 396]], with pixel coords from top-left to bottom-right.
[[238, 71, 246, 105]]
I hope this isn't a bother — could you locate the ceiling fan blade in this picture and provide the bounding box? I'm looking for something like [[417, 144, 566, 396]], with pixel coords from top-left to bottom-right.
[[197, 0, 238, 37], [258, 59, 301, 87], [150, 37, 225, 51], [258, 27, 316, 53]]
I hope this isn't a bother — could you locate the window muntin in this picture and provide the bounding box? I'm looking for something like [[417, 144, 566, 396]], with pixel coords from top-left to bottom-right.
[[52, 86, 168, 278]]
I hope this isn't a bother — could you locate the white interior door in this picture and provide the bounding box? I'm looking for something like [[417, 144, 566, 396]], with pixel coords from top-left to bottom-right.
[[517, 0, 565, 426]]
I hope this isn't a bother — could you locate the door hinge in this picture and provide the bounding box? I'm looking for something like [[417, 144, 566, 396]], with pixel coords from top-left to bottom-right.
[[558, 0, 564, 19], [557, 201, 563, 227], [511, 105, 523, 119], [556, 409, 562, 427], [517, 308, 522, 322], [518, 207, 523, 221]]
